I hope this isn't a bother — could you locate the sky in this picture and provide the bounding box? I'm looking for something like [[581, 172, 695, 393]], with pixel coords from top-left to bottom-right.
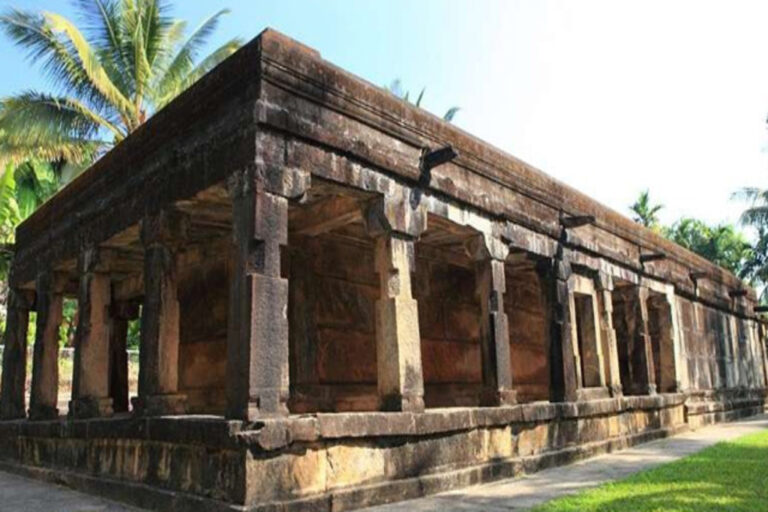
[[1, 0, 768, 229]]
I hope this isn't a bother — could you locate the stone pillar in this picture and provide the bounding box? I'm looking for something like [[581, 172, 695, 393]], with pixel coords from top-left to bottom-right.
[[596, 273, 622, 397], [29, 271, 66, 420], [365, 194, 427, 412], [133, 210, 187, 416], [663, 289, 683, 393], [546, 250, 580, 402], [110, 301, 139, 413], [636, 285, 657, 395], [466, 234, 516, 406], [0, 288, 33, 419], [227, 177, 290, 420], [70, 248, 114, 418]]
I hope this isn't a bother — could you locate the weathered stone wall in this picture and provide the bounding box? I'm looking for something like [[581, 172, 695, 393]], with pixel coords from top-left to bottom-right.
[[415, 255, 483, 407], [0, 397, 690, 512], [288, 234, 379, 412], [178, 259, 229, 414], [506, 268, 550, 402]]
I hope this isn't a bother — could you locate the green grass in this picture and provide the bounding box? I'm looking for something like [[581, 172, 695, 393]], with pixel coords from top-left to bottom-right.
[[531, 430, 768, 512]]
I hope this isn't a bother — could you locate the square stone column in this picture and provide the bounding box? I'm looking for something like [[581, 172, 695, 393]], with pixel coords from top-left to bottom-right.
[[466, 234, 516, 406], [636, 286, 657, 395], [133, 210, 187, 416], [365, 194, 427, 412], [0, 288, 33, 419], [545, 253, 580, 402], [70, 248, 114, 418], [110, 301, 139, 413], [29, 271, 66, 420], [596, 273, 623, 397], [227, 178, 290, 420]]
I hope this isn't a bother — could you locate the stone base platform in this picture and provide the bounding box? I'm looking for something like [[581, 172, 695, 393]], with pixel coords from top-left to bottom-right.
[[0, 392, 764, 512]]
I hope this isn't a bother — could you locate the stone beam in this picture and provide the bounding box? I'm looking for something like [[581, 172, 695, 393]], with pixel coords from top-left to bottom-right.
[[290, 195, 363, 236]]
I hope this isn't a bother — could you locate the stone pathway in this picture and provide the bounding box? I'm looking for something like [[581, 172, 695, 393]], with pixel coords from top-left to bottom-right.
[[0, 415, 766, 511], [0, 470, 141, 512], [361, 414, 768, 511]]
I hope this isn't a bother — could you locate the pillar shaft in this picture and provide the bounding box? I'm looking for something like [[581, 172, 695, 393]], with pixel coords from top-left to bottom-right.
[[134, 211, 187, 416], [70, 248, 113, 418], [374, 233, 424, 412], [227, 181, 290, 420], [0, 289, 32, 419], [467, 235, 515, 406], [110, 301, 138, 413], [636, 286, 657, 395], [596, 274, 623, 397], [29, 271, 65, 420], [548, 257, 579, 402]]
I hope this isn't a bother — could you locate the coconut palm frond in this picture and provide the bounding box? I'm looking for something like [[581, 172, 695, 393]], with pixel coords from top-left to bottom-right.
[[43, 12, 135, 121], [154, 37, 241, 109], [153, 9, 231, 100], [443, 106, 460, 122]]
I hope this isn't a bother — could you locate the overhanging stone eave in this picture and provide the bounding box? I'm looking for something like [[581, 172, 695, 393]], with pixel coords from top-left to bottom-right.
[[254, 29, 748, 298]]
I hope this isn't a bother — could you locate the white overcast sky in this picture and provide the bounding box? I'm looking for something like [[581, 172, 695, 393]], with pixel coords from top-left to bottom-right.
[[2, 0, 768, 229], [444, 0, 768, 228]]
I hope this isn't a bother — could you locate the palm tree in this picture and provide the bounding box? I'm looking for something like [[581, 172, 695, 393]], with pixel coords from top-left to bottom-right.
[[0, 0, 242, 169], [387, 79, 460, 122], [630, 190, 664, 229], [734, 187, 768, 302]]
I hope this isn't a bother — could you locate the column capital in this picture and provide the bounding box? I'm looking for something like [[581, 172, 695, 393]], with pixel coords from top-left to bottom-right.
[[364, 194, 427, 239], [464, 233, 509, 263], [140, 209, 189, 249], [595, 271, 614, 292], [227, 166, 310, 201], [7, 287, 34, 310]]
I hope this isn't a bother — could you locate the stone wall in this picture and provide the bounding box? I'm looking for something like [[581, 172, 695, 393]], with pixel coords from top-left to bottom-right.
[[0, 396, 692, 512]]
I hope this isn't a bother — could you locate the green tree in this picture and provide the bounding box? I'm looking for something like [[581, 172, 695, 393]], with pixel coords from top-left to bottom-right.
[[0, 0, 242, 167], [387, 79, 460, 122], [663, 218, 753, 276], [630, 189, 664, 229], [734, 187, 768, 302]]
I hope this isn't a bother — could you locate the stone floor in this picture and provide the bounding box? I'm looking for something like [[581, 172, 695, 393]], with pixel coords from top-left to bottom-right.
[[0, 470, 141, 512], [0, 415, 766, 511], [361, 414, 768, 511]]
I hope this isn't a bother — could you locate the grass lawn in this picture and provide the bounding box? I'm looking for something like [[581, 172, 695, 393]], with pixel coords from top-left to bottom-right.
[[531, 430, 768, 512]]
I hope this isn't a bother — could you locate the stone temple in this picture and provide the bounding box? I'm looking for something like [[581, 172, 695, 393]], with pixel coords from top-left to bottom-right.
[[0, 29, 766, 511]]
